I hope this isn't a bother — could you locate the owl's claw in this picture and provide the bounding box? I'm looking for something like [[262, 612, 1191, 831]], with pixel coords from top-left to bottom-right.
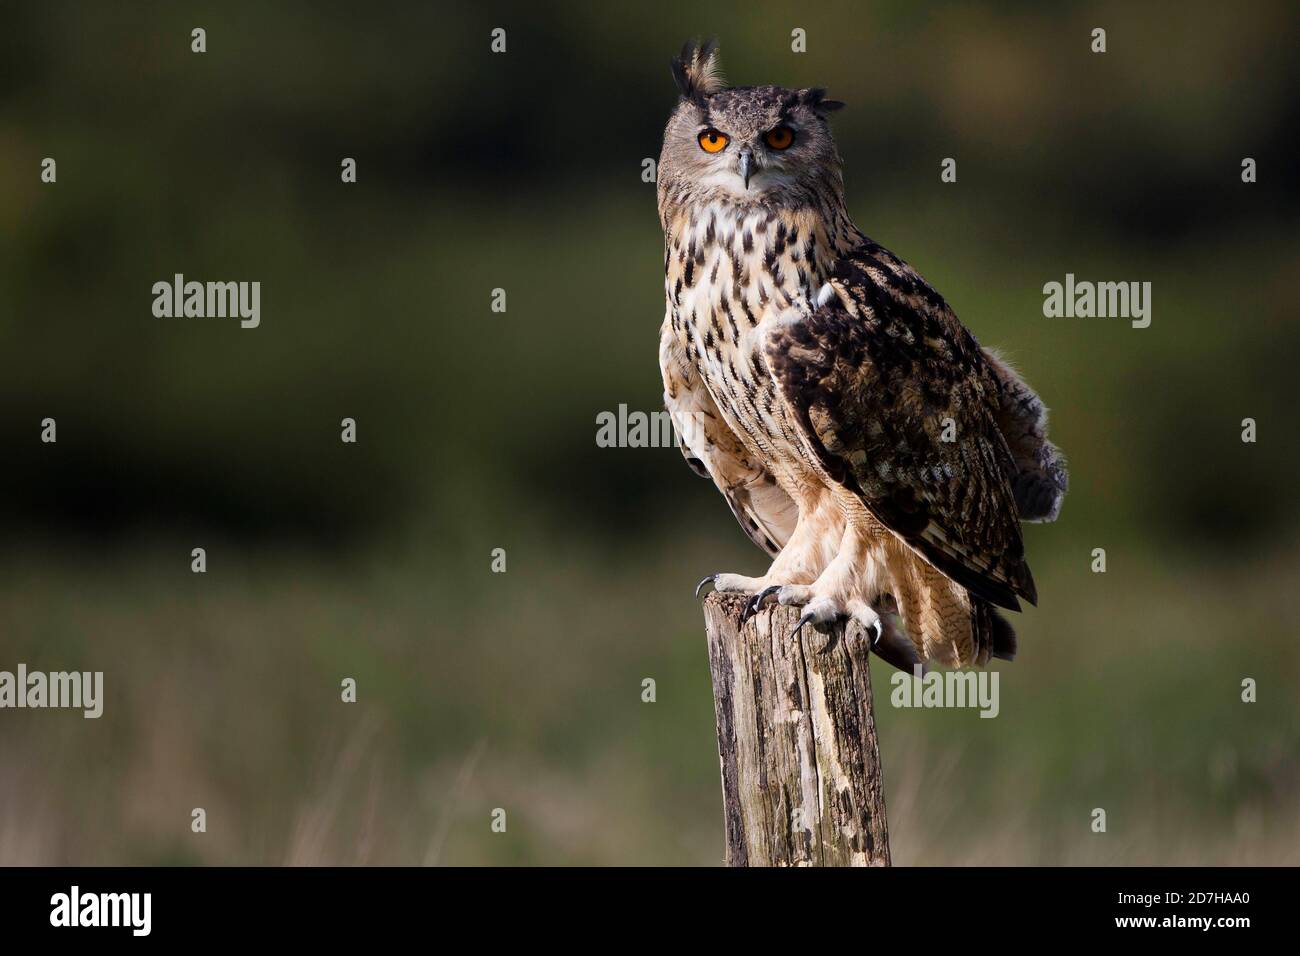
[[789, 607, 884, 644], [790, 608, 817, 639], [695, 575, 717, 598], [741, 585, 782, 623], [787, 597, 842, 639]]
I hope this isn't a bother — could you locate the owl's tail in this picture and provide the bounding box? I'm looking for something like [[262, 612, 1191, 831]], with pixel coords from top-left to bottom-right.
[[886, 562, 1017, 668], [972, 596, 1018, 663]]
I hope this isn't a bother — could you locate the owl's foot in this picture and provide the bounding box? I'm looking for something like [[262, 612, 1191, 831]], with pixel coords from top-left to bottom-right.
[[740, 563, 885, 643], [697, 574, 822, 620], [739, 583, 813, 623], [728, 580, 881, 642], [791, 596, 882, 643], [700, 572, 889, 649], [695, 572, 767, 598]]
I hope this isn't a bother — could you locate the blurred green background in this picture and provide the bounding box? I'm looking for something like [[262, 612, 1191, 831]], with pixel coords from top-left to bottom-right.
[[1, 1, 1297, 864]]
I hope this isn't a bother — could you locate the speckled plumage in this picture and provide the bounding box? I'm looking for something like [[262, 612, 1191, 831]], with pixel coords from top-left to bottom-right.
[[658, 42, 1067, 668]]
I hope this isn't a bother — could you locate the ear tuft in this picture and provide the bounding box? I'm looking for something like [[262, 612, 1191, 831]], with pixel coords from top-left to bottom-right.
[[804, 87, 846, 117], [671, 38, 725, 103]]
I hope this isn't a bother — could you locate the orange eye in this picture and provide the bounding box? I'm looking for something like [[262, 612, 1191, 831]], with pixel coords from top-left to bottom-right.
[[764, 125, 795, 150], [698, 129, 730, 153]]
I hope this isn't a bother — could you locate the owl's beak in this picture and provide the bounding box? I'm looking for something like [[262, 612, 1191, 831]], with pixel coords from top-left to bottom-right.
[[738, 149, 754, 189]]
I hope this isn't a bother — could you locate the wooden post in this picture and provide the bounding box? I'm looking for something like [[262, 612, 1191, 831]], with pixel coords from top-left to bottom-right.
[[703, 592, 891, 866]]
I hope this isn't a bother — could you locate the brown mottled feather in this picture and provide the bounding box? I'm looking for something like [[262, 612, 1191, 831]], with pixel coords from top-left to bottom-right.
[[764, 244, 1037, 612]]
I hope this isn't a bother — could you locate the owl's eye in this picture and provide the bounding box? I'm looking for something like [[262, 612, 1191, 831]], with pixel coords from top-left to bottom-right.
[[764, 125, 795, 150], [698, 129, 730, 153]]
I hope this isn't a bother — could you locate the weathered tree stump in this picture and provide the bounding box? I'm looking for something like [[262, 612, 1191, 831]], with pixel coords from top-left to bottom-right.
[[703, 592, 891, 866]]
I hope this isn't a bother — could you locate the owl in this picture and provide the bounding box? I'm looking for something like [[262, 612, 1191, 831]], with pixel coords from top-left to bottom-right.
[[657, 41, 1068, 669]]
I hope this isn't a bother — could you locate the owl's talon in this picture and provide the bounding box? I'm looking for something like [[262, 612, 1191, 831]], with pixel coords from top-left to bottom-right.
[[741, 585, 782, 623], [791, 608, 816, 639], [695, 575, 717, 598], [848, 604, 884, 644], [788, 597, 843, 639]]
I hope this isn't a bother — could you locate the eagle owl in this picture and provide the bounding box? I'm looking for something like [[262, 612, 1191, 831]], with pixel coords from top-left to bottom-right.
[[657, 41, 1068, 669]]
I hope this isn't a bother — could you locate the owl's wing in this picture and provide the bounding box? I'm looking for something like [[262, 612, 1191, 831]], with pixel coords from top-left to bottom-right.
[[661, 325, 798, 557], [981, 348, 1069, 522], [763, 242, 1036, 611]]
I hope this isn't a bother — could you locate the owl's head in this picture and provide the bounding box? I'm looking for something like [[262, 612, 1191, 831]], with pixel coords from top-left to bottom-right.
[[659, 40, 845, 209]]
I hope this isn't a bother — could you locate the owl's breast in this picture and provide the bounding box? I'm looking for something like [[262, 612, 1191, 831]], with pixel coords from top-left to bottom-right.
[[664, 204, 827, 355], [663, 203, 834, 470]]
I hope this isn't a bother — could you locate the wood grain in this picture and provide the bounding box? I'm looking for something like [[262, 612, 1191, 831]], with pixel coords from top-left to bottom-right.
[[703, 592, 891, 866]]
